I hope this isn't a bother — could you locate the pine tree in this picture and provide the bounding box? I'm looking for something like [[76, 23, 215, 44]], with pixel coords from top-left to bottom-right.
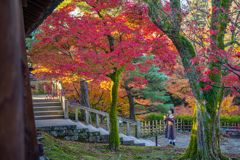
[[123, 56, 173, 120]]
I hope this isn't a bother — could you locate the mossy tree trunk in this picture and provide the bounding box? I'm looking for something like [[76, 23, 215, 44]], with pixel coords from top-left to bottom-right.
[[109, 66, 125, 150], [145, 0, 231, 159]]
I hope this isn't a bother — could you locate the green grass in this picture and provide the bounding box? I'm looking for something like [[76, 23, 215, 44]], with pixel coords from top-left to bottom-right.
[[40, 132, 185, 160], [39, 132, 240, 160]]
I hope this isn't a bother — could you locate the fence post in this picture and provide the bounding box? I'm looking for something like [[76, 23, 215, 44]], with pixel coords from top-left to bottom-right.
[[75, 108, 78, 122], [181, 119, 183, 131], [64, 99, 68, 119], [96, 114, 99, 128], [155, 120, 158, 134], [136, 120, 141, 138], [145, 121, 147, 136], [106, 116, 110, 131], [127, 122, 130, 136], [140, 121, 143, 137], [36, 83, 38, 95], [148, 121, 150, 135], [152, 120, 154, 135], [85, 110, 89, 125], [44, 85, 46, 95]]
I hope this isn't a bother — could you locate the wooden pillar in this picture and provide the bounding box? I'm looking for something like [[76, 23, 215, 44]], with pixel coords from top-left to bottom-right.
[[135, 120, 141, 138], [44, 85, 46, 95], [0, 0, 25, 159], [36, 83, 38, 95], [85, 110, 89, 125], [64, 99, 68, 119], [96, 114, 99, 128], [75, 108, 78, 122], [127, 122, 130, 136], [19, 1, 39, 158]]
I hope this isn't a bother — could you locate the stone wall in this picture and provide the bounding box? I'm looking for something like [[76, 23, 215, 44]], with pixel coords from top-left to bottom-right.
[[36, 125, 109, 143]]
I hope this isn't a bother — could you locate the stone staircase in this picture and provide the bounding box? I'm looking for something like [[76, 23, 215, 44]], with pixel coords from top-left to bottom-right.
[[33, 96, 64, 120], [35, 119, 156, 146], [32, 79, 155, 147]]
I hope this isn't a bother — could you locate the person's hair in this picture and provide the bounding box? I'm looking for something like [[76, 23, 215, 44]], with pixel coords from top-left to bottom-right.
[[169, 108, 174, 114]]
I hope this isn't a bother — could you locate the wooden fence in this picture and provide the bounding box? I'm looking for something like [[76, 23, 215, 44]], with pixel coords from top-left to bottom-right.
[[141, 119, 240, 137]]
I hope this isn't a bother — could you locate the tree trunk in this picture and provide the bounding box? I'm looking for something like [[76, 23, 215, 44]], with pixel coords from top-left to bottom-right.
[[109, 70, 121, 150], [80, 79, 90, 121], [128, 88, 136, 121], [178, 104, 197, 160], [124, 79, 136, 121], [145, 0, 231, 158]]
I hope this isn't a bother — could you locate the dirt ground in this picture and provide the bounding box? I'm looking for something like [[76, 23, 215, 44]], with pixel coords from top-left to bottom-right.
[[147, 132, 240, 154]]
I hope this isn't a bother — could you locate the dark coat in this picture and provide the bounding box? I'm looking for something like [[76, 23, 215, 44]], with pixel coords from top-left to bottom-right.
[[164, 114, 176, 140]]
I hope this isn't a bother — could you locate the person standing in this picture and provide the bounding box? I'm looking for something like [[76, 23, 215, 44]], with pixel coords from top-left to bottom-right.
[[164, 108, 176, 146]]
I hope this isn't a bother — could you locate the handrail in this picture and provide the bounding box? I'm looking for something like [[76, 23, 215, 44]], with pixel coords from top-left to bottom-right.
[[69, 102, 141, 138], [70, 103, 136, 124], [31, 81, 51, 83], [53, 79, 68, 119], [31, 81, 52, 95]]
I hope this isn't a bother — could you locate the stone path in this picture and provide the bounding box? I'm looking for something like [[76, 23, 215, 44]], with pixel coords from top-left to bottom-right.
[[147, 133, 240, 154]]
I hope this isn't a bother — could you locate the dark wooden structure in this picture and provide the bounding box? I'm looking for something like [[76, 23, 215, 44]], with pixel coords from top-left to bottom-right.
[[0, 0, 63, 159]]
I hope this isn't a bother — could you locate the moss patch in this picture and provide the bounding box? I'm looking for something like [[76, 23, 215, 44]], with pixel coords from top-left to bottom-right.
[[39, 132, 240, 160]]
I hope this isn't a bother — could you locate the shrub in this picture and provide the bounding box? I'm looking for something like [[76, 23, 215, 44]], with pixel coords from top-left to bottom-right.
[[144, 113, 240, 124]]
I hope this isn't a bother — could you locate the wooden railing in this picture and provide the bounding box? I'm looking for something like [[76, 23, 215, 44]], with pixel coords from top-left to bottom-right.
[[31, 81, 52, 95], [53, 79, 69, 119], [141, 119, 192, 137], [141, 119, 240, 137], [31, 79, 68, 119], [70, 103, 141, 138]]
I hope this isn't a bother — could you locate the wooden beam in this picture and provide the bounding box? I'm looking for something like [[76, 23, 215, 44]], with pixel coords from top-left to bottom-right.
[[0, 0, 24, 159], [19, 2, 39, 159], [22, 0, 27, 7]]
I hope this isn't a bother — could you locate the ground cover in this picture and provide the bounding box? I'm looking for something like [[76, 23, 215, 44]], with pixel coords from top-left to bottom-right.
[[39, 132, 240, 160]]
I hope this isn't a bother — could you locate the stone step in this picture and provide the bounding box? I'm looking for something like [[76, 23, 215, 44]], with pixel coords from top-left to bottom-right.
[[34, 110, 64, 116], [121, 140, 134, 145], [32, 99, 60, 103], [35, 115, 64, 120], [34, 106, 63, 111], [33, 102, 61, 107]]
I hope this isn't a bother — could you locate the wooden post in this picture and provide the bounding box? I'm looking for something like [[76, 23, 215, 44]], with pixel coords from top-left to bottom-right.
[[64, 99, 68, 119], [136, 120, 141, 138], [85, 110, 89, 125], [148, 121, 151, 135], [152, 120, 154, 135], [155, 120, 158, 134], [127, 122, 130, 136], [145, 121, 147, 136], [160, 120, 162, 133], [181, 119, 183, 131], [140, 121, 143, 137], [44, 85, 46, 94], [75, 108, 78, 122], [36, 83, 38, 95], [96, 114, 99, 128], [106, 116, 110, 131], [0, 1, 28, 159]]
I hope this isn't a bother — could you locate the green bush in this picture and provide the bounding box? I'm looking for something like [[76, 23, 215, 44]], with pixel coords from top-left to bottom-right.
[[144, 113, 240, 123]]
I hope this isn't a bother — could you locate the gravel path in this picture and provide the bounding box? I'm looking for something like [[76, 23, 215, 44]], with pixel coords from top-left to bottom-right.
[[147, 132, 240, 154]]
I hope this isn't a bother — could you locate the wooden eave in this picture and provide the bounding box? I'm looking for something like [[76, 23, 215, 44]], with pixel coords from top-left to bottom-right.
[[23, 0, 64, 37]]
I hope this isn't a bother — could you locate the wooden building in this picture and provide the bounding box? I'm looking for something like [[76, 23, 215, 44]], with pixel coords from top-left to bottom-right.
[[0, 0, 63, 159]]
